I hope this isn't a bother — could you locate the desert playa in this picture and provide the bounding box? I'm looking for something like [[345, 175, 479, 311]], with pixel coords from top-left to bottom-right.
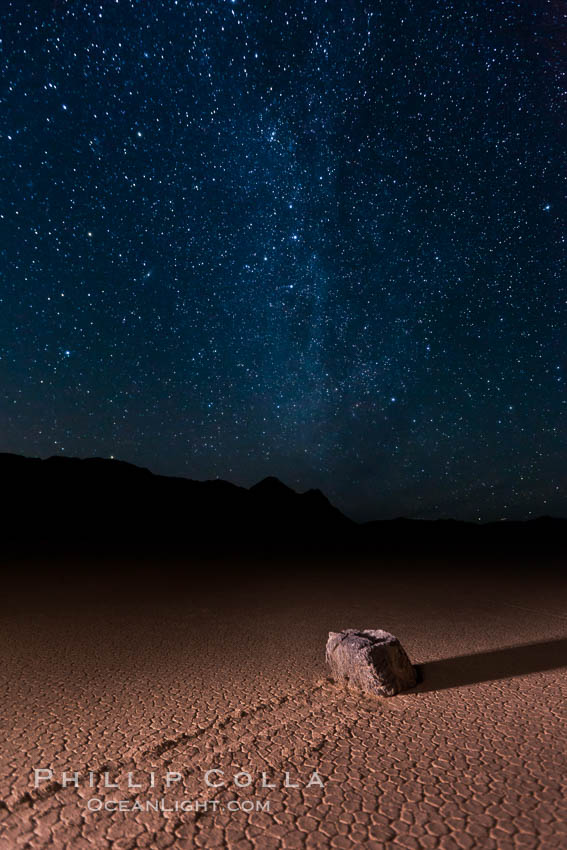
[[1, 559, 565, 849]]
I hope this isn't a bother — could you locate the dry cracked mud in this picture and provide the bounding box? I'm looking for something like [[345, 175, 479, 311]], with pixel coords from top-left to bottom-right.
[[1, 559, 566, 849]]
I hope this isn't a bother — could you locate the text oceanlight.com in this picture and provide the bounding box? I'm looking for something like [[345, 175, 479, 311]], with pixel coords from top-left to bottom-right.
[[33, 768, 325, 815], [87, 798, 271, 813]]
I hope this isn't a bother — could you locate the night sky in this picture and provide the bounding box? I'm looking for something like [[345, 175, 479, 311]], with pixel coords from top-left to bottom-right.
[[1, 1, 565, 521]]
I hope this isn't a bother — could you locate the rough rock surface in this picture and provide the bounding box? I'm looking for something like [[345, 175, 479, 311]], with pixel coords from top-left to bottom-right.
[[326, 628, 417, 696]]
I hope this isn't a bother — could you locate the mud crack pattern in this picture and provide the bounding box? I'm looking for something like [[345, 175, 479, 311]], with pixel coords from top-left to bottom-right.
[[1, 562, 565, 849]]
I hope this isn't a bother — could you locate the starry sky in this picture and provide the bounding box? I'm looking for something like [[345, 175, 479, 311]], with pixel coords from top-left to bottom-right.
[[1, 0, 565, 522]]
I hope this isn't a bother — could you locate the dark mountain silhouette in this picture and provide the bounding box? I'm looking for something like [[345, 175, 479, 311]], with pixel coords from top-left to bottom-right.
[[0, 453, 351, 560], [0, 452, 565, 561], [250, 475, 295, 496]]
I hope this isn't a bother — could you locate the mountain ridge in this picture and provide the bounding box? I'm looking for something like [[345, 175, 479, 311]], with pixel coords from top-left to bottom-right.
[[0, 452, 564, 560]]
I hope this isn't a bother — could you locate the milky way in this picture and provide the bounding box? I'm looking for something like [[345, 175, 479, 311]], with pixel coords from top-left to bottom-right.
[[1, 1, 565, 520]]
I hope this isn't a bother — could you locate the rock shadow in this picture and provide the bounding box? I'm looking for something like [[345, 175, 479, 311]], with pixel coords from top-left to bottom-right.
[[416, 637, 567, 693]]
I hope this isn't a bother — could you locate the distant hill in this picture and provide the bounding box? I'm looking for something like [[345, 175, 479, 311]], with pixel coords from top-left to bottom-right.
[[0, 453, 564, 561], [0, 453, 350, 559]]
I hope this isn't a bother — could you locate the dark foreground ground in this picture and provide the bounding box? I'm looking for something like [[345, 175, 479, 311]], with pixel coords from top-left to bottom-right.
[[1, 557, 566, 849]]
